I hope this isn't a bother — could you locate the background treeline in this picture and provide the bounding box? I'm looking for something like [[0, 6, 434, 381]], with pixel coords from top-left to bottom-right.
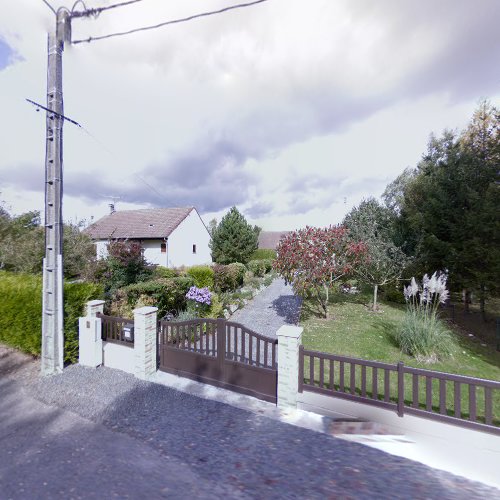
[[342, 100, 499, 318]]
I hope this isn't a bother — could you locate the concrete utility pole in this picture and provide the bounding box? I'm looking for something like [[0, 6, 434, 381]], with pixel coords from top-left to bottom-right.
[[41, 9, 71, 375]]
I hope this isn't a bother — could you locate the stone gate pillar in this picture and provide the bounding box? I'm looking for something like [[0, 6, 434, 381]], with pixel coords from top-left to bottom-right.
[[134, 306, 158, 380], [78, 300, 105, 367], [276, 325, 303, 409]]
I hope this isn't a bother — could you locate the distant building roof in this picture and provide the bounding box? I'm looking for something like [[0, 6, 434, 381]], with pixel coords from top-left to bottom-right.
[[84, 207, 195, 240], [258, 231, 290, 249]]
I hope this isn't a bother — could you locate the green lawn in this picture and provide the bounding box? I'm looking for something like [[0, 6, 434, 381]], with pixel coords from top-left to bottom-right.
[[299, 290, 500, 426]]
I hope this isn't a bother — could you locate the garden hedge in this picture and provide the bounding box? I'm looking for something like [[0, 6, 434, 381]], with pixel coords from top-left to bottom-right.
[[118, 276, 194, 318], [187, 265, 214, 289], [0, 271, 104, 364]]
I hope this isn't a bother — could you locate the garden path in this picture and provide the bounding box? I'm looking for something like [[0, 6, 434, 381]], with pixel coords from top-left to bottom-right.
[[230, 278, 302, 338]]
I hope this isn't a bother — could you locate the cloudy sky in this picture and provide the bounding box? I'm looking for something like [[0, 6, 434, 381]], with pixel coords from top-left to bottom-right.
[[0, 0, 499, 230]]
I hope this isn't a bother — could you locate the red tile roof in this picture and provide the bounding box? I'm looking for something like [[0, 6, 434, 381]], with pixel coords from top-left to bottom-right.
[[258, 231, 290, 249], [84, 207, 194, 240]]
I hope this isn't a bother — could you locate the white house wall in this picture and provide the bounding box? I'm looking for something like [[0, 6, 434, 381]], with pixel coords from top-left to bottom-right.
[[142, 239, 168, 267], [95, 241, 108, 259], [167, 209, 211, 267]]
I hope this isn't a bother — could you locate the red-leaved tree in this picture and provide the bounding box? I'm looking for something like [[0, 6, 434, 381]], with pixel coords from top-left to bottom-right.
[[274, 226, 366, 318]]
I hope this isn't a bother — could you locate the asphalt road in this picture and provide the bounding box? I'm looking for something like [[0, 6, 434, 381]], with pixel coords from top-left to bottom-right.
[[1, 346, 498, 499]]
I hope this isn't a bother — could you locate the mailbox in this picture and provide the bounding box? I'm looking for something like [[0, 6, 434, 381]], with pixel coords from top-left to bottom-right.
[[123, 324, 134, 342]]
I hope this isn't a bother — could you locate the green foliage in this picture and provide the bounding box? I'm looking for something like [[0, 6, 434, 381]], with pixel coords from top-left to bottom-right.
[[213, 264, 242, 292], [210, 206, 260, 264], [263, 274, 275, 287], [63, 223, 97, 279], [251, 248, 276, 260], [343, 197, 408, 311], [0, 207, 97, 278], [227, 262, 246, 287], [116, 276, 194, 318], [247, 259, 267, 277], [187, 265, 214, 289], [382, 283, 406, 304], [396, 101, 500, 302], [64, 281, 105, 363], [102, 240, 153, 294], [206, 292, 224, 318], [396, 311, 454, 362], [154, 266, 180, 279], [171, 310, 198, 322], [0, 271, 103, 363]]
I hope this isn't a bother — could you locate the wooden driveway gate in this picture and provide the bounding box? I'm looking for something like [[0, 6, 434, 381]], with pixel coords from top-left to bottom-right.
[[158, 318, 278, 403]]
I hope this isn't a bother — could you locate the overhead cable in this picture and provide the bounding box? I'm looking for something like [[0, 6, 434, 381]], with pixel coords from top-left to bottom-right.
[[72, 0, 270, 44], [71, 0, 144, 18], [41, 0, 57, 15]]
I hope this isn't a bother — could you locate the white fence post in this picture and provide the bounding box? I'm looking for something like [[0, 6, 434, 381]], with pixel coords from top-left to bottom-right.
[[276, 325, 303, 409], [134, 306, 158, 380], [78, 300, 105, 367]]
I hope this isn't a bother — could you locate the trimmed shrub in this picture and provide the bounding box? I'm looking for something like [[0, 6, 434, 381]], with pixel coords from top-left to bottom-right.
[[251, 248, 276, 260], [187, 265, 214, 289], [247, 259, 267, 277], [0, 271, 103, 363], [154, 266, 180, 279], [227, 262, 246, 287], [213, 264, 233, 293], [117, 276, 194, 318]]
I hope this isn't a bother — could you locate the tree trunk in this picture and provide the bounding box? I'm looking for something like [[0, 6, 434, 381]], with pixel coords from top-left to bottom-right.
[[372, 284, 378, 312], [479, 284, 486, 322], [463, 289, 471, 313]]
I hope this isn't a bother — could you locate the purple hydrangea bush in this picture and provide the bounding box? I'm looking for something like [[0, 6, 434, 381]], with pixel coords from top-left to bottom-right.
[[185, 286, 212, 316]]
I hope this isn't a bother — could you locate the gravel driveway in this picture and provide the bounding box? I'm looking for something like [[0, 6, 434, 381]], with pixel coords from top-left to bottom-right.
[[230, 278, 302, 338]]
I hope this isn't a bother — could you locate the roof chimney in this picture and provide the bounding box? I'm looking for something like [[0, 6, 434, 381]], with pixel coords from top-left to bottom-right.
[[109, 203, 115, 214]]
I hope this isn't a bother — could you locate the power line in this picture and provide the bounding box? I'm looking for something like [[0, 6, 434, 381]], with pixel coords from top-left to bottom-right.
[[26, 98, 82, 128], [71, 0, 144, 18], [41, 0, 56, 15], [72, 0, 270, 44]]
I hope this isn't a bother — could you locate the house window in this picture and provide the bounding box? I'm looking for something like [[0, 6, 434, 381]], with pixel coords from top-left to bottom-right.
[[161, 243, 166, 253], [192, 244, 197, 254]]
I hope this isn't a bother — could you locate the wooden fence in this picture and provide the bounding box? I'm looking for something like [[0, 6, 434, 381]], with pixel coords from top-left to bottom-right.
[[300, 347, 500, 435]]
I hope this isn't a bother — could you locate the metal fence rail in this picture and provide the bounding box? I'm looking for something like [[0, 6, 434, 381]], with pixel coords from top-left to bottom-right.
[[300, 347, 500, 435], [97, 312, 134, 347]]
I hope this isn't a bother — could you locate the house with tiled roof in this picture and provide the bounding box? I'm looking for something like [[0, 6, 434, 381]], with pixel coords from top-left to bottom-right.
[[258, 231, 290, 250], [84, 207, 211, 268]]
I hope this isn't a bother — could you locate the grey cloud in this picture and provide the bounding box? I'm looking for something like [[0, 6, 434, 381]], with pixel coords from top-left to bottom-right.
[[245, 201, 274, 218]]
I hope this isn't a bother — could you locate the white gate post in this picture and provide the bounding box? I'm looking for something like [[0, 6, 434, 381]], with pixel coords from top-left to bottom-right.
[[78, 300, 105, 367], [134, 306, 158, 380], [276, 325, 303, 409]]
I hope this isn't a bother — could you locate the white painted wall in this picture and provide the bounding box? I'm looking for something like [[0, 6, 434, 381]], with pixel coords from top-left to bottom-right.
[[142, 239, 168, 267], [297, 391, 500, 488], [167, 209, 211, 267], [102, 341, 135, 375], [95, 240, 108, 259]]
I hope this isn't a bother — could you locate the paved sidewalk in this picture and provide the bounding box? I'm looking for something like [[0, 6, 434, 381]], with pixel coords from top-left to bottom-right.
[[230, 278, 302, 337]]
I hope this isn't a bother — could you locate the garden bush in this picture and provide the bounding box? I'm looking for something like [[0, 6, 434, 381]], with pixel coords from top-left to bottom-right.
[[227, 262, 246, 287], [154, 266, 180, 279], [0, 271, 103, 363], [187, 265, 214, 289], [213, 264, 234, 292], [250, 248, 276, 260], [247, 259, 267, 277], [117, 276, 194, 318]]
